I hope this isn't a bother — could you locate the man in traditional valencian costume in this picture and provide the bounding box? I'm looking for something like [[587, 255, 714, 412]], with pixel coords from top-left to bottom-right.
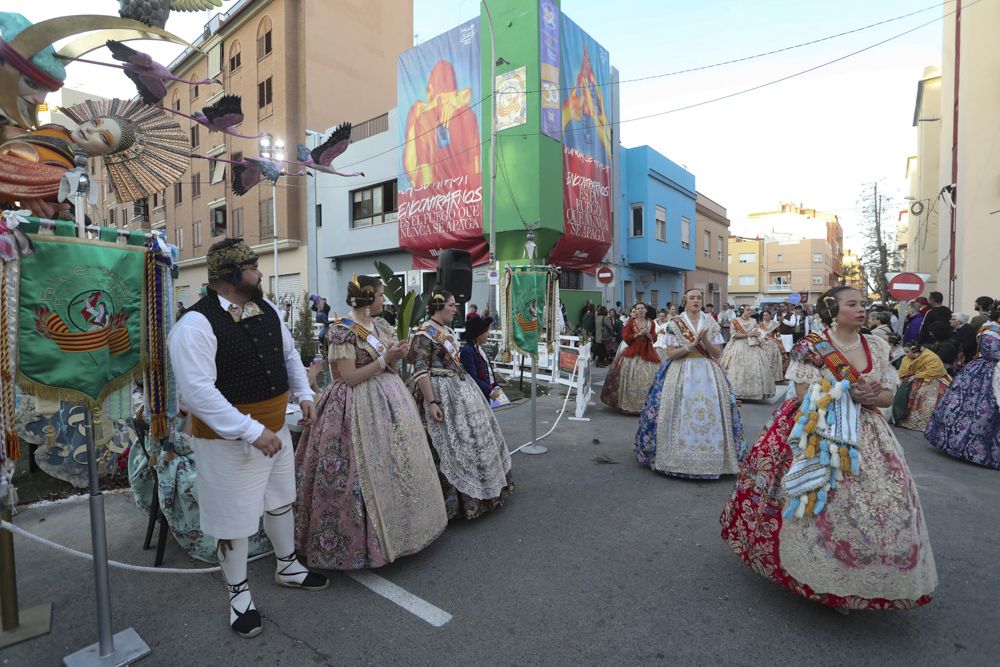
[[168, 239, 328, 638]]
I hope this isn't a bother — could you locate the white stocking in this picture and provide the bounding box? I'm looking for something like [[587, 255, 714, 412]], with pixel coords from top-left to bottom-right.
[[218, 538, 254, 623], [263, 505, 309, 583]]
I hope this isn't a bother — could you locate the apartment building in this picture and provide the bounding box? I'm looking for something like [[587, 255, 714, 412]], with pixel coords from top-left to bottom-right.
[[685, 193, 730, 309], [930, 2, 1000, 309], [106, 0, 412, 311], [727, 237, 765, 306]]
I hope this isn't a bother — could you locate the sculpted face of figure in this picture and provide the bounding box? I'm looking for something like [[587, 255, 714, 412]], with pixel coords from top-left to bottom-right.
[[70, 117, 125, 156]]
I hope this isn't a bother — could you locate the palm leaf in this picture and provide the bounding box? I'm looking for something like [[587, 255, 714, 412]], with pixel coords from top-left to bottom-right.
[[373, 261, 404, 305], [398, 291, 416, 342]]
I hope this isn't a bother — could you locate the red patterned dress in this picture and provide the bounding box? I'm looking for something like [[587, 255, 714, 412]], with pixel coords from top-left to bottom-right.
[[720, 332, 938, 610]]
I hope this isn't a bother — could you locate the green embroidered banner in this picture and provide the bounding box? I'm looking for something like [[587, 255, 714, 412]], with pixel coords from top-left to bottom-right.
[[506, 269, 546, 358], [17, 235, 146, 405]]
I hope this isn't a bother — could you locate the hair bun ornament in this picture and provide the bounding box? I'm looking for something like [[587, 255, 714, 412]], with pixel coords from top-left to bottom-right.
[[432, 292, 446, 302], [351, 274, 361, 288]]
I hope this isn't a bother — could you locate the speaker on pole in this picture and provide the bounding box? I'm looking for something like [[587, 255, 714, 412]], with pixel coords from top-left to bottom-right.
[[436, 249, 473, 304]]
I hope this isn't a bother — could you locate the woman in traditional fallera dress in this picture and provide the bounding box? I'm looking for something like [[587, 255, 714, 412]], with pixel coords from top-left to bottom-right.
[[924, 312, 1000, 469], [601, 303, 661, 414], [760, 309, 787, 383], [295, 277, 447, 570], [409, 290, 513, 520], [893, 346, 951, 431], [634, 289, 745, 478], [720, 307, 775, 400], [720, 287, 937, 611], [653, 309, 670, 362]]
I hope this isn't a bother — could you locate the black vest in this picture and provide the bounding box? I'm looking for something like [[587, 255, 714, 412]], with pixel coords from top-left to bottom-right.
[[185, 292, 289, 404]]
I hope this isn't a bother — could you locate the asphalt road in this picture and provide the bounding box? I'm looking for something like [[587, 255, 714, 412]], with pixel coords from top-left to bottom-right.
[[2, 369, 998, 666]]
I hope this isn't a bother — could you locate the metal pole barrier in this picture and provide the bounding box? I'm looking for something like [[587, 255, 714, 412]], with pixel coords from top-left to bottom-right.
[[63, 155, 149, 666], [85, 408, 113, 655], [520, 355, 547, 455]]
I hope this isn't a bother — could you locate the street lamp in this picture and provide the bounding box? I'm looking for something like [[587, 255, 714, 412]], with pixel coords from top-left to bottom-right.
[[259, 133, 284, 299], [482, 0, 499, 317]]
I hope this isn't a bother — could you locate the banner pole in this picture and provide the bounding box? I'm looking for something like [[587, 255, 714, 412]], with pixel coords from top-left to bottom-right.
[[63, 157, 150, 667], [520, 355, 547, 455]]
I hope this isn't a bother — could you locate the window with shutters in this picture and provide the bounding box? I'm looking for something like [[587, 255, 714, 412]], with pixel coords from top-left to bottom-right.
[[190, 82, 198, 101], [192, 173, 201, 199], [717, 235, 724, 261], [680, 217, 691, 249], [232, 207, 244, 238], [655, 205, 666, 241], [173, 182, 183, 205], [229, 41, 242, 73], [175, 226, 184, 252], [192, 220, 202, 248], [260, 197, 274, 238], [257, 17, 272, 60], [190, 124, 199, 148], [257, 77, 273, 118], [703, 230, 710, 258]]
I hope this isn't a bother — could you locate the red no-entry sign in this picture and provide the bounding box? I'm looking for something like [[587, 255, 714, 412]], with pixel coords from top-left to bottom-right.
[[887, 272, 925, 300], [596, 266, 613, 284]]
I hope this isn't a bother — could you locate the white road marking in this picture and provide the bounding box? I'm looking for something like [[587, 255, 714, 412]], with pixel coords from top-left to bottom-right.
[[347, 571, 453, 627]]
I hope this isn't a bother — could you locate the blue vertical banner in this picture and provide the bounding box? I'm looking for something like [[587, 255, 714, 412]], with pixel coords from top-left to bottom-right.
[[548, 14, 612, 272], [539, 0, 561, 140]]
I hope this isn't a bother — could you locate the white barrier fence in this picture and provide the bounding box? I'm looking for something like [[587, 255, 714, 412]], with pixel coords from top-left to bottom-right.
[[485, 333, 594, 420]]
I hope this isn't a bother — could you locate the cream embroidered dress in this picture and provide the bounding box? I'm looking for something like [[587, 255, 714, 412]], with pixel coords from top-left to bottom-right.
[[721, 334, 937, 609], [760, 319, 786, 384], [719, 316, 776, 400], [409, 322, 513, 520], [634, 312, 745, 479]]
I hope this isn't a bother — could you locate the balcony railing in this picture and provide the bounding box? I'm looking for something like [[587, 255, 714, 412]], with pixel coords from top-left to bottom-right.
[[767, 283, 792, 293]]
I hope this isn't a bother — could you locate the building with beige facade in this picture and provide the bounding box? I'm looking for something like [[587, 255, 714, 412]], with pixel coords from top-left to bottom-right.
[[842, 248, 867, 294], [685, 193, 730, 309], [764, 238, 838, 305], [727, 236, 765, 306], [100, 0, 412, 312], [929, 2, 1000, 310], [900, 67, 942, 295], [743, 201, 844, 281]]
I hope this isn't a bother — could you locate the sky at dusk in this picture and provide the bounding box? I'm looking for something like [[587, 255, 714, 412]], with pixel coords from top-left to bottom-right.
[[21, 0, 956, 251]]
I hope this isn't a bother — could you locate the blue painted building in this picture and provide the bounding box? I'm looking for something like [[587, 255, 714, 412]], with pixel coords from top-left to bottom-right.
[[612, 145, 696, 310]]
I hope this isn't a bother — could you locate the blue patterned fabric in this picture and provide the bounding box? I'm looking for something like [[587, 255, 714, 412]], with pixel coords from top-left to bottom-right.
[[924, 327, 1000, 469]]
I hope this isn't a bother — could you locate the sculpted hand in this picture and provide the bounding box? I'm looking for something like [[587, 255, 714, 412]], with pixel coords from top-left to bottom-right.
[[298, 400, 316, 427], [251, 429, 282, 457]]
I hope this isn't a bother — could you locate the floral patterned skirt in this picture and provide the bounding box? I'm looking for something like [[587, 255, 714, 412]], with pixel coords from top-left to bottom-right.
[[896, 377, 949, 432], [925, 358, 1000, 469], [601, 354, 660, 414], [295, 374, 447, 570], [720, 399, 937, 609]]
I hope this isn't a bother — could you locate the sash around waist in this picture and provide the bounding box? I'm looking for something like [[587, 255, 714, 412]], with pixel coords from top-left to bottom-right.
[[191, 391, 289, 440]]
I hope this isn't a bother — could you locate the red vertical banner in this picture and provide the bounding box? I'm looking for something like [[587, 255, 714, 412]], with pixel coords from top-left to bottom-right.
[[397, 19, 487, 269], [548, 15, 612, 273]]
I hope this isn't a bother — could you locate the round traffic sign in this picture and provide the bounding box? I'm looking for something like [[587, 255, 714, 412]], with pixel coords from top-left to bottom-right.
[[596, 266, 613, 284], [888, 272, 925, 300]]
